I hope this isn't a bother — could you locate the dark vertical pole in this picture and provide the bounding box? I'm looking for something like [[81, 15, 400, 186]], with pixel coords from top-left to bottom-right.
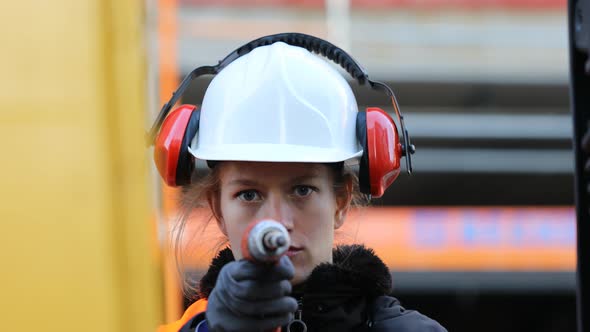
[[569, 0, 590, 331]]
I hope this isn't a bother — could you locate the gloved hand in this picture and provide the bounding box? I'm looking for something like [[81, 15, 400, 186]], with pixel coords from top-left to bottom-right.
[[206, 255, 298, 332]]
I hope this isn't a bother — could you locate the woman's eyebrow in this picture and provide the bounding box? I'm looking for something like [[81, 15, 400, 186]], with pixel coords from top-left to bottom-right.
[[227, 179, 261, 187], [287, 174, 320, 184]]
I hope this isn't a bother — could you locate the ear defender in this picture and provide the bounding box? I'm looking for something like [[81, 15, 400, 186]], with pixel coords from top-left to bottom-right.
[[149, 34, 413, 194], [154, 104, 201, 187], [356, 108, 403, 198]]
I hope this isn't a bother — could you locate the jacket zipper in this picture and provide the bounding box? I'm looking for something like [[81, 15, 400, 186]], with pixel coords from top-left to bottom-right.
[[287, 296, 307, 332]]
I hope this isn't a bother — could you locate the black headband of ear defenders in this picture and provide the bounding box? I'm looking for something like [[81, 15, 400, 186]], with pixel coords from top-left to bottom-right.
[[147, 32, 415, 173]]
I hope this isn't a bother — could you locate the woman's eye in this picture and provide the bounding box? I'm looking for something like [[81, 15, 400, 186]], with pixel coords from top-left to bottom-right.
[[237, 190, 261, 202], [293, 185, 315, 197]]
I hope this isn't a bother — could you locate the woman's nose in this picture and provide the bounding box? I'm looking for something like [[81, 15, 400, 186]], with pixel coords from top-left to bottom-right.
[[261, 194, 294, 231]]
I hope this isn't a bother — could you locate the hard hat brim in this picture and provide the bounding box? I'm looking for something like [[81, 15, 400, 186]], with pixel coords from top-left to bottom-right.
[[188, 144, 362, 164]]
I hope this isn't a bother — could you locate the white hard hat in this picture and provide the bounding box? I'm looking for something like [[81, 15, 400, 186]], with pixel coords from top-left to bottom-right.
[[188, 42, 363, 163]]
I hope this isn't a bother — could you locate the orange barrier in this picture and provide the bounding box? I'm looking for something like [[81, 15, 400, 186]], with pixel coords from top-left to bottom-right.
[[177, 206, 575, 272]]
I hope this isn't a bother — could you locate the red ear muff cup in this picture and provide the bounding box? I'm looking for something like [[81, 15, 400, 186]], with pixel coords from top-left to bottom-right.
[[154, 104, 199, 187], [363, 108, 403, 198]]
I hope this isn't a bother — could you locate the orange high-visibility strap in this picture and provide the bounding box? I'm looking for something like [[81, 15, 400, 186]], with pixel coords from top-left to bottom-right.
[[157, 299, 208, 332]]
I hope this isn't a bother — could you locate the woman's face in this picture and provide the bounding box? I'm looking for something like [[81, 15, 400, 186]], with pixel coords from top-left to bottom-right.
[[210, 162, 350, 285]]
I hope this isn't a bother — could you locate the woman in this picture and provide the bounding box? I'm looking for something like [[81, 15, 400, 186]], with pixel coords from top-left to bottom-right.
[[154, 35, 447, 332]]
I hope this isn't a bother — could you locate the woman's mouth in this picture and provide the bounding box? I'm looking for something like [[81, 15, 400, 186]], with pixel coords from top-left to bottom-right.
[[286, 246, 303, 257]]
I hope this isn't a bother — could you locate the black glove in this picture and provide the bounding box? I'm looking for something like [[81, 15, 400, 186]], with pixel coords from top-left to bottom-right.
[[206, 255, 298, 332]]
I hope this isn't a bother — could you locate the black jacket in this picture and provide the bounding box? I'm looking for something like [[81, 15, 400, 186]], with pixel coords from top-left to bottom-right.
[[180, 245, 447, 332]]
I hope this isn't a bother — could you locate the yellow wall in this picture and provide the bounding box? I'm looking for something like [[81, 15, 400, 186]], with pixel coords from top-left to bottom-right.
[[0, 1, 163, 331]]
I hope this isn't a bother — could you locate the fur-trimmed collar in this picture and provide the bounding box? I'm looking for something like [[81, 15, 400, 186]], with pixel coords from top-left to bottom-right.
[[198, 244, 392, 299]]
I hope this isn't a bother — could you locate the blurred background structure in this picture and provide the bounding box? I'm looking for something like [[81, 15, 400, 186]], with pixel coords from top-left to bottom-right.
[[0, 1, 575, 331], [151, 0, 575, 331]]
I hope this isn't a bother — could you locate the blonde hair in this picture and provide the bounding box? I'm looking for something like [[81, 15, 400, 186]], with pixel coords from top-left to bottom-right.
[[172, 162, 369, 301]]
